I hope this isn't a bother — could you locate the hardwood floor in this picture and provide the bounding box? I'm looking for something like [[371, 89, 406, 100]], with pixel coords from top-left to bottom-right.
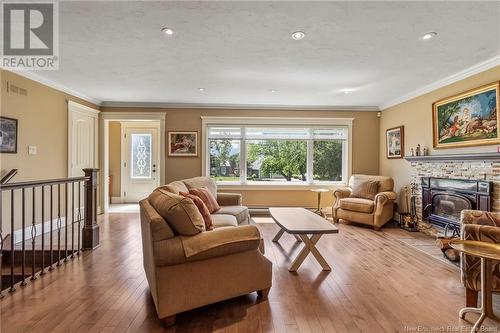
[[1, 212, 497, 333]]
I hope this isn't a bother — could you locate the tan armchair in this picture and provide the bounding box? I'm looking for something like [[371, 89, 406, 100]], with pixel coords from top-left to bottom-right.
[[460, 210, 500, 307], [332, 174, 396, 230]]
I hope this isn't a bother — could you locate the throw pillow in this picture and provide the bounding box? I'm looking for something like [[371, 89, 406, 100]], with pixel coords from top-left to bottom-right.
[[179, 192, 214, 230], [148, 189, 206, 235], [350, 179, 379, 200], [189, 187, 220, 213]]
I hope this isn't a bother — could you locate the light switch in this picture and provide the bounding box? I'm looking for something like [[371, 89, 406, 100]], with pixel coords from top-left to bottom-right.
[[28, 146, 37, 155]]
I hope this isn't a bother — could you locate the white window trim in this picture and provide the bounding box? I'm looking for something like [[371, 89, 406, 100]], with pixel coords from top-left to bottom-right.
[[201, 116, 353, 189]]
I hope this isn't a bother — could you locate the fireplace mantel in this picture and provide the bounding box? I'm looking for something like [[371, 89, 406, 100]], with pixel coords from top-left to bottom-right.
[[404, 152, 500, 162]]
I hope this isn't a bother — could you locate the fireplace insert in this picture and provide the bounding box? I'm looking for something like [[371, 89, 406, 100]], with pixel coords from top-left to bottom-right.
[[421, 177, 492, 229]]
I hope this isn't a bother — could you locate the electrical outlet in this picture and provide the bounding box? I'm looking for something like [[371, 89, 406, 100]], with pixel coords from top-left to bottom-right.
[[28, 146, 37, 155]]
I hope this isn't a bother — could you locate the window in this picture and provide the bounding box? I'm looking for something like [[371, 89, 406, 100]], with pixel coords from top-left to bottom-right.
[[205, 121, 350, 185], [131, 133, 152, 179]]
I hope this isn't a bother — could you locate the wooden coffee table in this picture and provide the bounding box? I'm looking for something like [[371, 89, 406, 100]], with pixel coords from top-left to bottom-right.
[[270, 207, 339, 272]]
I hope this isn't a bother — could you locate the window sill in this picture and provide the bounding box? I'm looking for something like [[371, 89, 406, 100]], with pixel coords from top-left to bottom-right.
[[216, 182, 347, 191]]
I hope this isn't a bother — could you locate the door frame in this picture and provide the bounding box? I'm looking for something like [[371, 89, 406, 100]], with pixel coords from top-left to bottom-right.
[[100, 111, 166, 213], [67, 100, 100, 176], [120, 121, 161, 203]]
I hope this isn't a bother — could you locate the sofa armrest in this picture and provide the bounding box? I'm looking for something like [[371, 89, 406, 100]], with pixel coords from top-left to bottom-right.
[[217, 192, 242, 206], [182, 225, 261, 262]]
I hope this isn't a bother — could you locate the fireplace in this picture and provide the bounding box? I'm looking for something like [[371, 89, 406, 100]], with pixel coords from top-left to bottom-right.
[[421, 177, 492, 229]]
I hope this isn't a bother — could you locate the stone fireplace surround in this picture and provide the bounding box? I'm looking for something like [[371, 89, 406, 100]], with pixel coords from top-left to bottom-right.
[[406, 153, 500, 236]]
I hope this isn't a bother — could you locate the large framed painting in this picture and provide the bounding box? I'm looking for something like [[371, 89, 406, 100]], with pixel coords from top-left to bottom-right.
[[168, 131, 198, 157], [386, 126, 404, 159], [433, 81, 499, 149], [0, 117, 18, 153]]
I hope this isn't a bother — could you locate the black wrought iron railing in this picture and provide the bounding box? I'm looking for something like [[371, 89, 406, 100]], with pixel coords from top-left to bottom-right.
[[0, 168, 99, 297]]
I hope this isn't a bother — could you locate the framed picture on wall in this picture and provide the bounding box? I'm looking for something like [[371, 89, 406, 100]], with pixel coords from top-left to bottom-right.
[[168, 131, 198, 157], [0, 116, 18, 153], [386, 126, 404, 159], [432, 81, 499, 149]]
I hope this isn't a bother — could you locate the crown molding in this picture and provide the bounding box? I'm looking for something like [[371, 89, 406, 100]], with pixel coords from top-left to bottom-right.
[[379, 55, 500, 110], [1, 67, 102, 106], [100, 101, 379, 111]]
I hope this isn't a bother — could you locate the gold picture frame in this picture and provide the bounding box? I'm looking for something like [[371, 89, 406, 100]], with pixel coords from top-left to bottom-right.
[[432, 82, 500, 149], [386, 126, 404, 159], [168, 131, 198, 157]]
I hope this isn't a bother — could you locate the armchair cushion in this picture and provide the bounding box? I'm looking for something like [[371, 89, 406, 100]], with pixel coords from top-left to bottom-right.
[[148, 189, 206, 236], [339, 198, 374, 213], [217, 192, 242, 206], [350, 178, 379, 200]]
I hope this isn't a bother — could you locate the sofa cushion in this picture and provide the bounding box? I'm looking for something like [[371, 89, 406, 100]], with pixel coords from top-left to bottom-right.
[[339, 198, 374, 213], [350, 178, 379, 200], [182, 225, 261, 262], [158, 181, 189, 195], [211, 214, 238, 228], [148, 189, 205, 235], [183, 176, 217, 197], [180, 192, 214, 230], [213, 205, 249, 224], [189, 187, 220, 213]]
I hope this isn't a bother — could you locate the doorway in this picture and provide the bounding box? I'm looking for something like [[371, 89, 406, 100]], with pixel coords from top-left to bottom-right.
[[100, 112, 166, 213], [68, 101, 99, 177], [120, 122, 160, 203]]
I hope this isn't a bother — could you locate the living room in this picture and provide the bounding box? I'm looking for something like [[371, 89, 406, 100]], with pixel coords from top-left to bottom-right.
[[0, 1, 499, 332]]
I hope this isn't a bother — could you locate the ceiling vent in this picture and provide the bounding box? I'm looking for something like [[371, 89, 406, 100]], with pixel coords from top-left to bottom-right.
[[7, 81, 28, 96]]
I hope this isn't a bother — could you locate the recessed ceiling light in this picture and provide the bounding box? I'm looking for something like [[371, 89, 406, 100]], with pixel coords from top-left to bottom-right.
[[342, 89, 354, 94], [420, 32, 437, 40], [270, 89, 277, 93], [198, 88, 205, 92], [291, 31, 305, 40], [161, 27, 174, 35]]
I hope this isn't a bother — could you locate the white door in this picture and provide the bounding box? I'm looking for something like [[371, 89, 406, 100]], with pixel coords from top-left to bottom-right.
[[122, 127, 159, 202], [68, 102, 99, 177]]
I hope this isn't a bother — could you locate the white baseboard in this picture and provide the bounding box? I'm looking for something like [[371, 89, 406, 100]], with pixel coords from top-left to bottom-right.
[[111, 196, 122, 204], [12, 208, 83, 244]]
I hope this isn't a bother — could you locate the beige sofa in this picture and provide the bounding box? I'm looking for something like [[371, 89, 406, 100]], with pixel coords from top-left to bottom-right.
[[139, 176, 272, 326], [332, 174, 396, 230]]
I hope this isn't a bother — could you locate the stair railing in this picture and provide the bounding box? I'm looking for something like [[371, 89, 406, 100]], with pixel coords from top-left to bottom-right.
[[0, 168, 99, 296]]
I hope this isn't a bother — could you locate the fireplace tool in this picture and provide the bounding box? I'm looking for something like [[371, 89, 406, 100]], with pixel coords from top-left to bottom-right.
[[398, 183, 419, 232]]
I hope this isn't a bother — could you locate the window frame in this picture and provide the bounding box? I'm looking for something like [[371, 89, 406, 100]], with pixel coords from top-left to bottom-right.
[[202, 117, 353, 189]]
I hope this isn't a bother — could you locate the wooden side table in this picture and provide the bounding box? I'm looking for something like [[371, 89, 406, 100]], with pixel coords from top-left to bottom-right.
[[310, 188, 329, 218], [449, 240, 500, 332]]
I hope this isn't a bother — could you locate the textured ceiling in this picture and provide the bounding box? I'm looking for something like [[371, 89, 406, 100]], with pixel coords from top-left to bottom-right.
[[25, 1, 500, 108]]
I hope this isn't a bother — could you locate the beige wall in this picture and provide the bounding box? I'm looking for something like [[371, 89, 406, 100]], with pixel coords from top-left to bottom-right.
[[1, 69, 100, 233], [0, 69, 99, 181], [109, 121, 121, 197], [102, 107, 380, 208], [379, 65, 500, 207]]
